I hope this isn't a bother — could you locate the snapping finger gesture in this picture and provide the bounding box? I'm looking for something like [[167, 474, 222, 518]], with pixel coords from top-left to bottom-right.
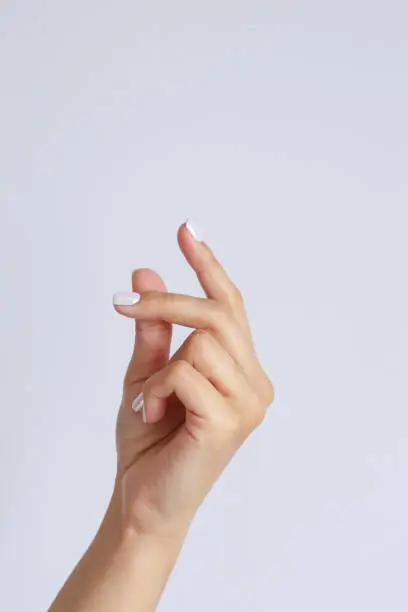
[[113, 221, 274, 535]]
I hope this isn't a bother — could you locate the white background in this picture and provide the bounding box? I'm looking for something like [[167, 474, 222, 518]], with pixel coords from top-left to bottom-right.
[[1, 1, 407, 610]]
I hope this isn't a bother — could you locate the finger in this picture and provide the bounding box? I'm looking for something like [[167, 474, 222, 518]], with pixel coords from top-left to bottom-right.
[[169, 330, 272, 424], [113, 290, 254, 371], [177, 221, 251, 332], [119, 269, 172, 386], [141, 360, 223, 438], [169, 329, 252, 400]]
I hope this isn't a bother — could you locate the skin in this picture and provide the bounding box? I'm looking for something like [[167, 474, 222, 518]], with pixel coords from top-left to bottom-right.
[[49, 221, 274, 611]]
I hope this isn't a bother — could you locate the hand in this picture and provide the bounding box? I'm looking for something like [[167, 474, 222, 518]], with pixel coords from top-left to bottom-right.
[[113, 221, 274, 539], [49, 221, 274, 612]]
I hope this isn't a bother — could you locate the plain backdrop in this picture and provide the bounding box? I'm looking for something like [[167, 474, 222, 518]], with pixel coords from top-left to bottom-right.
[[1, 1, 407, 610]]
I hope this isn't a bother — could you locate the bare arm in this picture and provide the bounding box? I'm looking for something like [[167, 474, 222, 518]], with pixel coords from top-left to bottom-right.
[[49, 220, 274, 611], [50, 484, 186, 611]]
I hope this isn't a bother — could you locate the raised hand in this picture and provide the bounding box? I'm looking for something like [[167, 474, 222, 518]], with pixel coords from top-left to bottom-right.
[[50, 220, 274, 612], [113, 221, 274, 537]]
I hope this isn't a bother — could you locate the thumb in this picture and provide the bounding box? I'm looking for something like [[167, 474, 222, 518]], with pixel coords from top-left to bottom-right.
[[121, 268, 172, 386]]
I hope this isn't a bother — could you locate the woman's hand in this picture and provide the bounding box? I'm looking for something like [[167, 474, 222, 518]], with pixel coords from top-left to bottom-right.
[[50, 220, 274, 612], [113, 221, 274, 539]]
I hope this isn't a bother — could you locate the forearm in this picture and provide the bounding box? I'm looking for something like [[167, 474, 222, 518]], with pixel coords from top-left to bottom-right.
[[49, 484, 187, 612]]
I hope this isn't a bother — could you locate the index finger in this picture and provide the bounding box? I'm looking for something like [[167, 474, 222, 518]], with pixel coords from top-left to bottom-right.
[[178, 221, 250, 332]]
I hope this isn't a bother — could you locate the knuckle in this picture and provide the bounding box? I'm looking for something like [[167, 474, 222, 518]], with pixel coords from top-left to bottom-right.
[[262, 378, 275, 406], [190, 329, 212, 356], [253, 400, 267, 427], [231, 284, 244, 306], [210, 302, 231, 328], [254, 368, 275, 407], [243, 393, 267, 431], [170, 359, 190, 381]]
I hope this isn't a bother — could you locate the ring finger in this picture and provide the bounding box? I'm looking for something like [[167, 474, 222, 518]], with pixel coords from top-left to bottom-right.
[[143, 330, 253, 424]]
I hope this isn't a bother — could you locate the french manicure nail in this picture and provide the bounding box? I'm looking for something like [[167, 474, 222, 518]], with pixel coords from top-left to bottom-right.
[[132, 392, 144, 414], [185, 219, 201, 241], [113, 292, 141, 306]]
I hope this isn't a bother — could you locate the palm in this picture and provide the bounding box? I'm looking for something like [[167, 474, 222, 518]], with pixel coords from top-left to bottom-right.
[[116, 388, 208, 528], [116, 384, 184, 475]]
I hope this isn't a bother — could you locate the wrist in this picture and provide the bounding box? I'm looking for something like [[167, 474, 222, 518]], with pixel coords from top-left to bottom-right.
[[100, 480, 190, 558], [50, 482, 191, 611], [98, 484, 189, 611]]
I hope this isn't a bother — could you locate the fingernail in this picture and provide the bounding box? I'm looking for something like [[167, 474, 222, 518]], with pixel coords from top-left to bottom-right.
[[113, 292, 141, 306], [185, 219, 201, 241], [132, 392, 144, 414], [142, 400, 147, 423]]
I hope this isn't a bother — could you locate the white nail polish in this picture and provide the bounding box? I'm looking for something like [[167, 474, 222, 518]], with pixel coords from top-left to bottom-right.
[[113, 292, 141, 306], [185, 219, 200, 241], [142, 400, 147, 423], [132, 392, 144, 414]]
